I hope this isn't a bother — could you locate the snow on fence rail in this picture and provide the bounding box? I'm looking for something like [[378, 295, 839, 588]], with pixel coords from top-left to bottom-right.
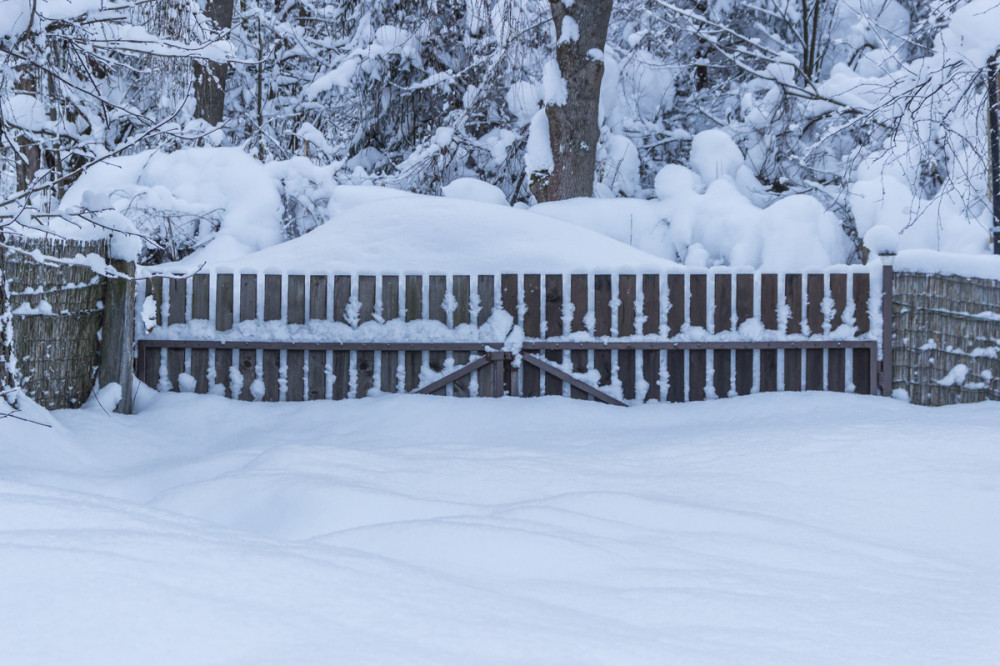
[[138, 269, 883, 404]]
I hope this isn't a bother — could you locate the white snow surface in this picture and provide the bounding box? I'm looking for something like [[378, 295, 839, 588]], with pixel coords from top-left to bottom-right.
[[0, 391, 997, 664], [213, 193, 675, 274]]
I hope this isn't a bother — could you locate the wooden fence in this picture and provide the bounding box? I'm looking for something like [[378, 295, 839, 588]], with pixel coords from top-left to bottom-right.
[[138, 269, 883, 405]]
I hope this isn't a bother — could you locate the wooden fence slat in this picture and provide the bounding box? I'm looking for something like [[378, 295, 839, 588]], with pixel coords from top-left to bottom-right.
[[356, 276, 377, 398], [570, 274, 589, 400], [642, 274, 660, 402], [594, 274, 612, 387], [784, 274, 802, 391], [806, 274, 825, 390], [618, 274, 636, 400], [854, 273, 870, 335], [523, 274, 542, 397], [852, 272, 872, 395], [735, 273, 753, 396], [381, 276, 400, 393], [286, 275, 306, 401], [215, 274, 234, 397], [828, 273, 848, 391], [477, 275, 495, 395], [333, 275, 351, 323], [262, 275, 282, 402], [714, 273, 732, 399], [143, 277, 164, 389], [452, 275, 472, 397], [544, 274, 563, 396], [666, 274, 684, 402], [428, 275, 448, 396], [191, 274, 210, 393], [405, 275, 422, 391], [760, 274, 779, 392], [167, 278, 187, 391], [238, 274, 258, 401], [308, 275, 328, 399], [688, 274, 707, 401]]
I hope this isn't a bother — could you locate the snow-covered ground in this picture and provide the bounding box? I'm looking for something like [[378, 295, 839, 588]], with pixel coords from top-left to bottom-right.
[[1, 391, 997, 664]]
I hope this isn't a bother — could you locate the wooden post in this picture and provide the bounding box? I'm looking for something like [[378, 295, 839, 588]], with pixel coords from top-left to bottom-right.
[[880, 255, 895, 397], [98, 259, 136, 414]]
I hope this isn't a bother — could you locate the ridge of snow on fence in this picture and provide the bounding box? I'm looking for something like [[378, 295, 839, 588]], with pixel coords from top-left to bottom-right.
[[138, 268, 883, 403]]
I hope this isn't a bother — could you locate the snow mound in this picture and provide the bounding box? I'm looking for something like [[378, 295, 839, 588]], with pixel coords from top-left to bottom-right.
[[219, 194, 674, 274], [441, 178, 509, 206]]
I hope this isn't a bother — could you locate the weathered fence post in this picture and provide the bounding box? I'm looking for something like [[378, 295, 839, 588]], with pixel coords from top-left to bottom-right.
[[879, 252, 895, 397], [0, 246, 18, 407], [98, 259, 136, 414]]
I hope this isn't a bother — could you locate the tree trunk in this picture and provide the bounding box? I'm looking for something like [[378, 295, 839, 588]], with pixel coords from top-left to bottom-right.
[[193, 0, 235, 125], [14, 71, 42, 192], [531, 0, 614, 202], [0, 245, 18, 407]]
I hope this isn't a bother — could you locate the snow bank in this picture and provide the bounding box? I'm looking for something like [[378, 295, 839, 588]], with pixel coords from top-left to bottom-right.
[[0, 392, 997, 664], [217, 193, 675, 274], [895, 250, 1000, 280], [59, 148, 283, 265]]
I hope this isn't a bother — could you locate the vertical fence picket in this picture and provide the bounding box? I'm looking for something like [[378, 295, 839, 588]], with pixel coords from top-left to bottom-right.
[[404, 275, 422, 392], [784, 274, 802, 391], [356, 276, 376, 397], [500, 274, 518, 394], [642, 274, 660, 402], [331, 275, 351, 399], [262, 275, 282, 401], [380, 276, 400, 393], [852, 273, 873, 394], [477, 275, 495, 395], [544, 274, 563, 396], [689, 274, 707, 401], [286, 275, 306, 401], [666, 274, 685, 402], [522, 274, 542, 397], [143, 277, 164, 389], [760, 274, 779, 392], [618, 274, 636, 400], [190, 274, 210, 393], [570, 274, 589, 400], [828, 273, 848, 392], [333, 275, 350, 323], [452, 275, 471, 397], [214, 274, 234, 397], [594, 274, 613, 388], [308, 275, 328, 399], [806, 273, 824, 390], [238, 274, 258, 401], [167, 277, 187, 391], [428, 275, 448, 396], [735, 273, 754, 395], [714, 273, 732, 399]]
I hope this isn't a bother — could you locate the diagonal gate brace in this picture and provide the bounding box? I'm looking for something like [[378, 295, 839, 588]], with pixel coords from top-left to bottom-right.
[[520, 353, 627, 407]]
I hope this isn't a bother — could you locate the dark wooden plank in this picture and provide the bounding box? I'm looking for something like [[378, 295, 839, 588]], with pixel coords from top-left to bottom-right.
[[853, 273, 870, 335], [853, 347, 872, 395], [666, 350, 684, 402], [332, 350, 350, 399], [760, 273, 778, 393], [618, 275, 636, 400], [785, 274, 802, 334], [522, 274, 542, 397], [806, 348, 824, 390], [405, 275, 423, 392], [714, 273, 732, 399], [286, 275, 306, 401], [735, 273, 754, 396], [238, 274, 258, 401], [830, 273, 847, 331], [828, 346, 846, 392], [167, 278, 187, 391], [147, 276, 164, 327], [570, 274, 589, 400], [452, 275, 472, 397], [784, 348, 802, 392], [262, 275, 282, 402], [381, 276, 400, 393], [428, 275, 448, 396], [805, 273, 825, 391], [688, 274, 707, 400], [333, 275, 351, 323], [191, 274, 210, 394], [142, 277, 164, 390], [544, 275, 563, 396], [356, 275, 377, 398], [642, 274, 660, 402], [667, 274, 684, 335], [477, 275, 495, 395], [594, 274, 612, 387], [214, 274, 234, 397], [501, 273, 518, 320], [308, 275, 328, 400]]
